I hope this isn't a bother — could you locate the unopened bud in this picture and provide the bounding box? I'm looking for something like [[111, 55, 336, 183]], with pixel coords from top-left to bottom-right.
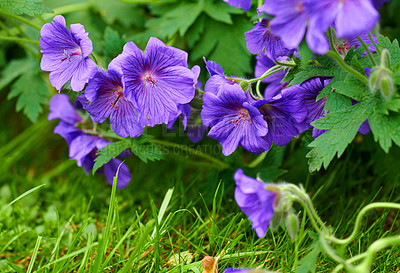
[[285, 210, 299, 240], [239, 80, 250, 91], [368, 68, 394, 100], [380, 75, 394, 99]]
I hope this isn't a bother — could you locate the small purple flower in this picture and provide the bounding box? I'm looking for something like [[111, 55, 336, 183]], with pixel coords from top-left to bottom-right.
[[224, 269, 273, 273], [245, 18, 295, 58], [201, 84, 270, 156], [40, 15, 97, 91], [113, 38, 197, 127], [234, 169, 277, 238], [80, 60, 143, 138], [222, 0, 252, 11], [48, 94, 131, 188]]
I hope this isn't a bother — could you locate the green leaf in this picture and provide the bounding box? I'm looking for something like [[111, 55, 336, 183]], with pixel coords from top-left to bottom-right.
[[0, 58, 36, 90], [7, 70, 49, 123], [298, 40, 314, 68], [191, 16, 252, 76], [297, 231, 322, 273], [332, 74, 369, 102], [369, 111, 400, 153], [93, 137, 165, 174], [0, 0, 50, 16], [203, 0, 243, 24], [186, 14, 206, 49], [93, 141, 130, 174], [145, 1, 203, 39], [103, 27, 124, 62], [307, 100, 375, 172], [377, 34, 400, 73]]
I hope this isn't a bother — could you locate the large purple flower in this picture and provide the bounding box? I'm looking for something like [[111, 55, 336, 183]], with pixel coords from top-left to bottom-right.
[[304, 0, 379, 49], [222, 0, 252, 11], [201, 85, 269, 156], [114, 38, 197, 127], [234, 169, 277, 238], [48, 94, 131, 188], [40, 15, 97, 91], [80, 60, 143, 138], [245, 18, 295, 58]]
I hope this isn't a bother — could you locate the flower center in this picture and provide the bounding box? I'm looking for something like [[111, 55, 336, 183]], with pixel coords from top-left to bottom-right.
[[109, 87, 124, 109], [232, 108, 251, 126], [295, 3, 304, 12], [143, 72, 158, 88], [61, 48, 82, 62]]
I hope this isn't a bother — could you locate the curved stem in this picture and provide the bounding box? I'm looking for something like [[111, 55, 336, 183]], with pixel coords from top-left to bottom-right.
[[255, 80, 263, 99], [247, 151, 267, 168], [327, 202, 400, 246], [292, 196, 322, 234], [369, 33, 381, 55], [247, 66, 285, 83], [326, 50, 369, 85], [358, 235, 400, 270], [0, 10, 41, 31], [357, 36, 377, 66], [327, 28, 339, 56], [148, 139, 229, 170]]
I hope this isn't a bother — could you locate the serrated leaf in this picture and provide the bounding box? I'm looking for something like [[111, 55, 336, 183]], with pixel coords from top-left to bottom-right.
[[297, 231, 322, 273], [93, 141, 129, 174], [369, 112, 400, 153], [298, 40, 314, 67], [186, 14, 206, 49], [332, 74, 369, 102], [191, 16, 252, 76], [7, 70, 49, 122], [0, 0, 50, 16], [307, 100, 375, 172], [203, 0, 243, 24], [93, 137, 165, 173], [103, 27, 124, 62], [0, 58, 36, 90], [145, 1, 203, 39]]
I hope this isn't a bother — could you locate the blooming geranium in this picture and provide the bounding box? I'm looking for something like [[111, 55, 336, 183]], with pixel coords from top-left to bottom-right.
[[225, 269, 275, 273], [245, 18, 295, 58], [49, 94, 131, 188], [80, 59, 143, 138], [113, 37, 198, 127], [234, 169, 278, 238], [40, 15, 97, 91], [201, 85, 270, 156]]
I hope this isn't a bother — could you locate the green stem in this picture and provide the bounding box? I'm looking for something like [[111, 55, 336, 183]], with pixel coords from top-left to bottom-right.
[[247, 151, 267, 168], [148, 139, 229, 170], [52, 3, 92, 15], [357, 36, 377, 66], [368, 33, 381, 55], [327, 202, 400, 246], [0, 10, 41, 31], [292, 196, 322, 234], [0, 35, 39, 44], [327, 28, 339, 55], [248, 65, 285, 83], [274, 59, 297, 67], [326, 50, 369, 85]]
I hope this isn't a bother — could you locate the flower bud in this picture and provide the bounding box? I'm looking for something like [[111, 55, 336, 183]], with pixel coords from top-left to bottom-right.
[[239, 80, 250, 91], [285, 210, 299, 240], [368, 68, 394, 100]]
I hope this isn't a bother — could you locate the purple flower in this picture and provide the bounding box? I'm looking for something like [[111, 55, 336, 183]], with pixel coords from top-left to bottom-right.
[[222, 0, 251, 11], [224, 269, 273, 273], [80, 60, 143, 138], [113, 38, 197, 127], [201, 84, 269, 156], [234, 169, 277, 238], [48, 94, 131, 188], [258, 1, 310, 51], [256, 88, 308, 146], [40, 15, 97, 91], [336, 33, 378, 58], [245, 18, 295, 58], [303, 0, 379, 50]]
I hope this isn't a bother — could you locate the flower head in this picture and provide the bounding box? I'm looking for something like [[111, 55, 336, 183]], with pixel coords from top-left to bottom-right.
[[113, 38, 197, 127], [201, 85, 270, 156], [245, 18, 295, 58], [40, 15, 97, 91], [234, 169, 278, 238], [80, 59, 143, 138]]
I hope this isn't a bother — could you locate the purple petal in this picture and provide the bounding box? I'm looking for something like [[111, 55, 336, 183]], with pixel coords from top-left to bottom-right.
[[103, 158, 131, 188]]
